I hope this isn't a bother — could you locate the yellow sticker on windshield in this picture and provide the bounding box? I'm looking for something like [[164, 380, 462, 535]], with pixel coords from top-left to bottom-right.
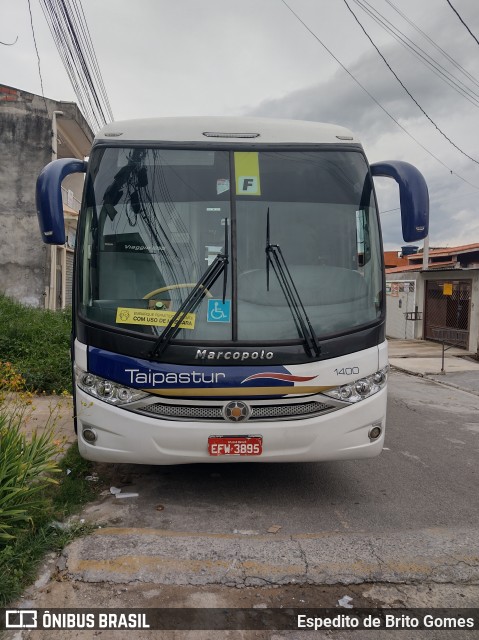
[[234, 152, 261, 196], [116, 307, 196, 329]]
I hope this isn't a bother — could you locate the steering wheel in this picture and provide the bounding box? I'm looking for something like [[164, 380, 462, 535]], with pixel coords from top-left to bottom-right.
[[143, 283, 213, 300]]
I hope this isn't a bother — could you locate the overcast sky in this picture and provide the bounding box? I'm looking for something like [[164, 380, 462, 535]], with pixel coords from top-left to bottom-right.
[[2, 0, 479, 249]]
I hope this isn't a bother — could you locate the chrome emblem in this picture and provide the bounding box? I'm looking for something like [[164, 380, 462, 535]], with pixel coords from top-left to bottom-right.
[[223, 401, 250, 422]]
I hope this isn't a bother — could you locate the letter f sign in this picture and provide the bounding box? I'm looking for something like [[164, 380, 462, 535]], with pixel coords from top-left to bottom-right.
[[238, 176, 259, 195]]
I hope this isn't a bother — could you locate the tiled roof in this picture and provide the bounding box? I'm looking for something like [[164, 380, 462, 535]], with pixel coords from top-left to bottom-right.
[[410, 243, 479, 259], [385, 242, 479, 273], [385, 260, 456, 274]]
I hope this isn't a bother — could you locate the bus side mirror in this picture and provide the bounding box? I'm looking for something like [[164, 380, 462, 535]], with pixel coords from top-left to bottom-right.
[[36, 158, 87, 244], [370, 160, 429, 242]]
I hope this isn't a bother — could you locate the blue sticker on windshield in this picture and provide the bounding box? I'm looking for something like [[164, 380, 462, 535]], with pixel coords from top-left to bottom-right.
[[207, 299, 231, 323]]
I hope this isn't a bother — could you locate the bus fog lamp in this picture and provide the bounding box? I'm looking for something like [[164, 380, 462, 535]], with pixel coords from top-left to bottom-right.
[[82, 428, 97, 443], [369, 425, 382, 440]]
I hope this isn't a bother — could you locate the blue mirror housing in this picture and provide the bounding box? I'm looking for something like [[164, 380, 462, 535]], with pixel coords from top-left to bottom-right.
[[371, 160, 429, 242], [36, 158, 87, 245]]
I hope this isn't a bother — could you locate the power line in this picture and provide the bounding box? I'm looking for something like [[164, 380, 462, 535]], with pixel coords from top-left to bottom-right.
[[342, 0, 479, 166], [445, 0, 479, 47], [39, 0, 113, 131], [278, 0, 479, 191], [384, 0, 479, 91], [74, 0, 113, 121], [0, 35, 18, 46], [41, 0, 99, 128], [352, 0, 479, 108], [66, 0, 113, 121], [41, 0, 96, 128], [27, 0, 49, 113]]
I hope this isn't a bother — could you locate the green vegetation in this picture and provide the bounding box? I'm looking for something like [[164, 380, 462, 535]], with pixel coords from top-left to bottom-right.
[[0, 294, 72, 394], [0, 298, 100, 605], [0, 517, 90, 607], [0, 401, 97, 605], [0, 411, 61, 541]]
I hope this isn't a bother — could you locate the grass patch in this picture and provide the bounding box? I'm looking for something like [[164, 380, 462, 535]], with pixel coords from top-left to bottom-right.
[[0, 443, 99, 606], [0, 294, 72, 394], [0, 518, 92, 607], [50, 443, 98, 518], [0, 298, 100, 605], [0, 393, 100, 606], [0, 417, 61, 541]]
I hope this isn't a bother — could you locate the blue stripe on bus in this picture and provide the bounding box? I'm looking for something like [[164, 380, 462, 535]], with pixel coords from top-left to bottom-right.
[[87, 347, 293, 391]]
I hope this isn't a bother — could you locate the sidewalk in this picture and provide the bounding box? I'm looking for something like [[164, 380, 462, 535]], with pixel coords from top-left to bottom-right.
[[388, 338, 479, 395]]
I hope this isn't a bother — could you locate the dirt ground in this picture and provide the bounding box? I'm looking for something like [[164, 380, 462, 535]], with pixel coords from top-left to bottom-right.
[[5, 392, 76, 446]]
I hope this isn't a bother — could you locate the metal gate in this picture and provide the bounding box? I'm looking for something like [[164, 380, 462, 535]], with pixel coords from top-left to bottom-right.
[[424, 280, 471, 349], [386, 280, 417, 339]]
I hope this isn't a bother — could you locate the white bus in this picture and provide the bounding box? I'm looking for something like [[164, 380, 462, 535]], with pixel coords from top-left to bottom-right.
[[36, 117, 428, 464]]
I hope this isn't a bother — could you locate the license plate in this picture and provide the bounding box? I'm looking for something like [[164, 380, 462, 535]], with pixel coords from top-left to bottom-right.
[[208, 436, 263, 456]]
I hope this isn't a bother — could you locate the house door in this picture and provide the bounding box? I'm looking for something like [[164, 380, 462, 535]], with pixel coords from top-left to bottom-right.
[[424, 280, 471, 349]]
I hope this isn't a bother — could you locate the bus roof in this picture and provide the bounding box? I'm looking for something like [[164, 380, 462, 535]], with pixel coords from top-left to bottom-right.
[[95, 117, 359, 146]]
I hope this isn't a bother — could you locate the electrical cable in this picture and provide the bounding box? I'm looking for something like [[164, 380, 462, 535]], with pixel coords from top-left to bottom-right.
[[342, 0, 479, 166], [352, 0, 479, 108], [279, 0, 479, 191], [74, 0, 113, 120], [39, 0, 113, 131], [40, 0, 99, 128], [384, 0, 479, 90], [445, 0, 479, 47], [0, 35, 18, 45], [61, 0, 107, 125], [27, 0, 49, 113], [65, 0, 113, 121]]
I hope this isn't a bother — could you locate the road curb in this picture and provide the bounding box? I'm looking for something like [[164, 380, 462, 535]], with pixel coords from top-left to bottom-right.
[[62, 526, 479, 588], [390, 365, 479, 397]]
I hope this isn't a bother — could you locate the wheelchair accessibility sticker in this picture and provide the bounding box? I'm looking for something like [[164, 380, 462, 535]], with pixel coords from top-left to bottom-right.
[[207, 299, 231, 323]]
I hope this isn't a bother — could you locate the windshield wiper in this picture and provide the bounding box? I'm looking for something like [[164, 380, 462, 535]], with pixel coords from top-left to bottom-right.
[[265, 209, 320, 358], [150, 219, 229, 359]]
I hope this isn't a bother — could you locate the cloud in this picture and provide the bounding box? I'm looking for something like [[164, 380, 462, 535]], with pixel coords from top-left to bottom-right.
[[247, 7, 479, 249]]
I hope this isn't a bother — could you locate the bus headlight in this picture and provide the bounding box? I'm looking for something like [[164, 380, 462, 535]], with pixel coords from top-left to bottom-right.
[[323, 366, 388, 404], [75, 366, 148, 406]]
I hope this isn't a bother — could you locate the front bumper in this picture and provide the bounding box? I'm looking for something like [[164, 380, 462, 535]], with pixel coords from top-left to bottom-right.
[[76, 386, 387, 465]]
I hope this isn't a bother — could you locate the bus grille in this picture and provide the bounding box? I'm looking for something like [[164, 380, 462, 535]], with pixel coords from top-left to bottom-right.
[[133, 400, 335, 422]]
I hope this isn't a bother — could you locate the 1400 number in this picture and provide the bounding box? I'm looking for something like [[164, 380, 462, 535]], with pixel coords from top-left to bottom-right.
[[334, 367, 359, 375]]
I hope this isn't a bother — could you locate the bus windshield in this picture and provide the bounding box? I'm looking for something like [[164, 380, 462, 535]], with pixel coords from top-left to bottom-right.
[[79, 147, 383, 344]]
